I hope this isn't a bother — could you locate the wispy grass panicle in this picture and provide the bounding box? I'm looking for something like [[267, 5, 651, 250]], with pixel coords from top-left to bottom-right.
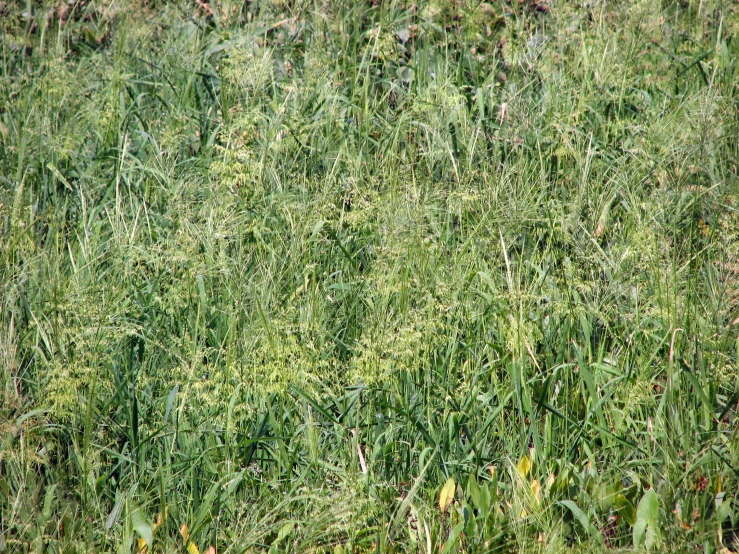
[[1, 0, 739, 552]]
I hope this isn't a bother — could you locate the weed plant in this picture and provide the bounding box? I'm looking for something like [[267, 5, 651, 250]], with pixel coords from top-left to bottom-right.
[[2, 0, 739, 552]]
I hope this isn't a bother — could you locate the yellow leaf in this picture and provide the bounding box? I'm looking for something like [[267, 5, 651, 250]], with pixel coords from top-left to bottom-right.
[[152, 509, 167, 535], [187, 541, 200, 554], [439, 477, 456, 512], [137, 538, 148, 553], [545, 473, 556, 492], [180, 523, 189, 541], [531, 479, 541, 505], [517, 455, 531, 478]]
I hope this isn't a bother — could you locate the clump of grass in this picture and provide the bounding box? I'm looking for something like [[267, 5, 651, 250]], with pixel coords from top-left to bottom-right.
[[2, 0, 739, 552]]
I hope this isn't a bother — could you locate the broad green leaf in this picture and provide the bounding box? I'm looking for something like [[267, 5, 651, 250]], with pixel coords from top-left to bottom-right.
[[131, 508, 153, 547], [716, 496, 732, 524], [468, 476, 482, 512], [106, 494, 124, 531], [277, 521, 295, 542], [41, 484, 57, 523], [559, 500, 603, 543], [439, 477, 456, 512], [615, 494, 636, 526], [646, 524, 660, 549], [633, 488, 660, 549], [441, 521, 465, 554], [164, 384, 179, 423]]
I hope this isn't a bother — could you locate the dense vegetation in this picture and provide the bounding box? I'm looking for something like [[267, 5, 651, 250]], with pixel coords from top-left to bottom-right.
[[2, 0, 739, 552]]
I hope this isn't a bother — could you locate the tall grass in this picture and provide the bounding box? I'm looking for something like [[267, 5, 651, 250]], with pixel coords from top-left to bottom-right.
[[2, 0, 739, 552]]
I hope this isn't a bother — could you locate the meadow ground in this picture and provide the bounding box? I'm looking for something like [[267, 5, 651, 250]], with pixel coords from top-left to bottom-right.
[[2, 0, 739, 552]]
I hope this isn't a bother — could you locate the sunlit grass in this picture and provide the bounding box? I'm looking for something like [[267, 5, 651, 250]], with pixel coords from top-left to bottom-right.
[[2, 0, 739, 552]]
